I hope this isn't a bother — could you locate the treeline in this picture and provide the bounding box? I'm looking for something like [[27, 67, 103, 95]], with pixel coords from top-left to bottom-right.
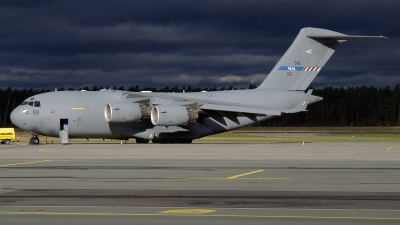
[[265, 85, 400, 127], [1, 84, 400, 127]]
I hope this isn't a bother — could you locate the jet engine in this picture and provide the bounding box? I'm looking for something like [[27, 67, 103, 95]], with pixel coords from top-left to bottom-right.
[[151, 105, 198, 126], [105, 102, 148, 123]]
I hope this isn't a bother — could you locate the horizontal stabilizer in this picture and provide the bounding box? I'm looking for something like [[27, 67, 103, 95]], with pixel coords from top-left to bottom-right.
[[285, 89, 313, 113], [308, 35, 388, 40]]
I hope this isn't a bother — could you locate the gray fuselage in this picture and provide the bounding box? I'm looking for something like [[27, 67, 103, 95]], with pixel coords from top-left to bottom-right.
[[10, 89, 316, 141]]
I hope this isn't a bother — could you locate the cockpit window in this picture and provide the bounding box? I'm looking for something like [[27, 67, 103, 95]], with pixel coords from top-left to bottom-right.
[[22, 101, 41, 107], [24, 101, 41, 107]]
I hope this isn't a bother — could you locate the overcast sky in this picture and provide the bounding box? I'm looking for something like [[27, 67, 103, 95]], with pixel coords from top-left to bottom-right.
[[0, 0, 399, 90]]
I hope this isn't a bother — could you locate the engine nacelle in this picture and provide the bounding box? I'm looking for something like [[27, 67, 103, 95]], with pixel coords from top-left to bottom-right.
[[151, 105, 198, 126], [105, 102, 144, 123]]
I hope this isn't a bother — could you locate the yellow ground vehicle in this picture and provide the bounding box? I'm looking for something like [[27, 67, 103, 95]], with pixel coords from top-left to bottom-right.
[[0, 128, 16, 144]]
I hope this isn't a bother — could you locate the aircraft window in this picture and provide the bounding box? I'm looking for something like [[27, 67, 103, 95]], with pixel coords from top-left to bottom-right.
[[20, 101, 28, 105], [28, 101, 34, 106], [34, 101, 41, 107]]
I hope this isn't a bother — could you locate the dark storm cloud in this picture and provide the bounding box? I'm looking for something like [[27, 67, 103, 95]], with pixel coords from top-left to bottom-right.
[[0, 0, 399, 90]]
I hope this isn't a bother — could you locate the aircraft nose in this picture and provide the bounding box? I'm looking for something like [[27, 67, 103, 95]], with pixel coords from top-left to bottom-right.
[[10, 108, 20, 127]]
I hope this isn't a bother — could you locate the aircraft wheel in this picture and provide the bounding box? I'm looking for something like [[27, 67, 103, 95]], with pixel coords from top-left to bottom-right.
[[0, 141, 4, 144], [4, 139, 10, 144], [33, 137, 40, 145], [135, 138, 149, 144]]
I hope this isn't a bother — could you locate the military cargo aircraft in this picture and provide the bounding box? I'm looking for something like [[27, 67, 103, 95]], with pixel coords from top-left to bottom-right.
[[10, 28, 386, 144]]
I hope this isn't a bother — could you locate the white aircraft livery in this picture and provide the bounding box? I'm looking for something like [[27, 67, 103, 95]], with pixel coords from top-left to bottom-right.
[[10, 28, 386, 144]]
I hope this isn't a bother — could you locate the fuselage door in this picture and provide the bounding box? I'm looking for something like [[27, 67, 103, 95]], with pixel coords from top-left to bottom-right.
[[68, 107, 86, 136]]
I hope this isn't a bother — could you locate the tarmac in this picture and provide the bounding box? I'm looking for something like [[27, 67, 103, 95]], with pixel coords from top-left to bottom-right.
[[1, 141, 400, 224]]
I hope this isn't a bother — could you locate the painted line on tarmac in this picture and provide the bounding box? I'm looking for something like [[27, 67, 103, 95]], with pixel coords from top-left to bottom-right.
[[92, 156, 133, 159], [159, 209, 216, 214], [165, 178, 291, 180], [38, 148, 65, 153], [74, 156, 134, 160], [166, 169, 292, 180], [227, 170, 264, 179], [0, 211, 399, 220], [385, 145, 400, 152], [0, 160, 51, 167], [52, 156, 134, 163]]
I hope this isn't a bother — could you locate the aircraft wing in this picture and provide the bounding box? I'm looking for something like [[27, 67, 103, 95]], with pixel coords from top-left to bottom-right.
[[197, 91, 317, 126], [124, 91, 313, 116], [125, 92, 283, 115], [199, 104, 281, 115]]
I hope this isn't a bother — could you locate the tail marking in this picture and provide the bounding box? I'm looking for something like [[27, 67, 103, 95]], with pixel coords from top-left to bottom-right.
[[278, 66, 322, 72], [303, 66, 321, 72]]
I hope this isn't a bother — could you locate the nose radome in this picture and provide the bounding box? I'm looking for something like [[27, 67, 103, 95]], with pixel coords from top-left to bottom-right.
[[10, 108, 20, 127]]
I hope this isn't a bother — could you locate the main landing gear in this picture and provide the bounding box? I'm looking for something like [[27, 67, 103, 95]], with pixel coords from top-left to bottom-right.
[[29, 134, 40, 145]]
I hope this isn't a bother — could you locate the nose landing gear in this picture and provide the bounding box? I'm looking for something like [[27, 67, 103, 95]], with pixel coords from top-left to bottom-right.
[[29, 134, 40, 145]]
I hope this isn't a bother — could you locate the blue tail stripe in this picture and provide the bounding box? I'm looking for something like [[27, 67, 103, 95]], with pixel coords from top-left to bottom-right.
[[278, 66, 304, 71]]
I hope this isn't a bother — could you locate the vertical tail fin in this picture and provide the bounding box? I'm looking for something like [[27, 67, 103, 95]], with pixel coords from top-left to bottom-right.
[[257, 27, 386, 91]]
